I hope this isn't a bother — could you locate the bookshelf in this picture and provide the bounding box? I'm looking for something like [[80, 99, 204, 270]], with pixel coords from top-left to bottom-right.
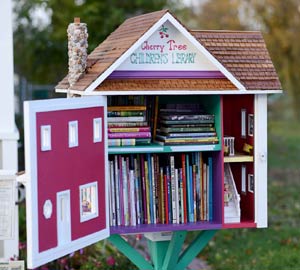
[[105, 93, 261, 232], [23, 10, 280, 268]]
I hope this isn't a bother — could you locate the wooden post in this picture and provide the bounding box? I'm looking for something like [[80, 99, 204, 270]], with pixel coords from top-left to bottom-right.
[[0, 0, 19, 260]]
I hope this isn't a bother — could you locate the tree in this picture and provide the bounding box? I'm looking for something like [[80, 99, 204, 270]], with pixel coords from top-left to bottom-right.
[[179, 0, 247, 30], [13, 0, 176, 84], [247, 0, 300, 121]]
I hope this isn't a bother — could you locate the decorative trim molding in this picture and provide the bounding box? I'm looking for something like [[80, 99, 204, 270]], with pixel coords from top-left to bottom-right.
[[108, 70, 226, 79]]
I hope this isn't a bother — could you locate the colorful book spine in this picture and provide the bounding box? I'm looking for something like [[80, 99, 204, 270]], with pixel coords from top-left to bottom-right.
[[150, 155, 156, 224], [141, 154, 148, 224], [144, 158, 151, 224], [181, 154, 187, 224], [108, 131, 151, 139], [122, 157, 129, 226], [108, 138, 151, 146], [160, 167, 165, 224], [108, 116, 146, 123], [108, 111, 145, 117], [129, 169, 136, 226], [208, 157, 213, 221], [108, 105, 147, 111], [108, 127, 151, 133], [170, 155, 176, 224], [108, 121, 148, 128], [175, 168, 180, 224]]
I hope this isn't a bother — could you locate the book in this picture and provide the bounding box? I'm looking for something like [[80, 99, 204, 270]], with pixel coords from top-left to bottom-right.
[[140, 154, 147, 224], [159, 126, 215, 133], [108, 131, 151, 139], [144, 158, 151, 224], [155, 137, 219, 145], [108, 138, 151, 146], [108, 116, 146, 123], [108, 111, 145, 117], [108, 121, 148, 128], [156, 132, 217, 139], [129, 169, 136, 226], [108, 127, 151, 133], [160, 167, 165, 224], [122, 157, 129, 226], [170, 155, 177, 224], [108, 105, 147, 111], [160, 119, 215, 125], [160, 114, 215, 121], [175, 168, 180, 224], [181, 154, 187, 224], [208, 157, 213, 221]]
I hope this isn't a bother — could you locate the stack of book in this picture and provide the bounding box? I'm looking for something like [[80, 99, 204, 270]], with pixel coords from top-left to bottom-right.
[[155, 104, 218, 145], [108, 105, 152, 146], [108, 152, 213, 227]]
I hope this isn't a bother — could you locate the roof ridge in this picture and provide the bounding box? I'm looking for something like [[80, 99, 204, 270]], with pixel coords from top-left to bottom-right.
[[191, 29, 262, 34]]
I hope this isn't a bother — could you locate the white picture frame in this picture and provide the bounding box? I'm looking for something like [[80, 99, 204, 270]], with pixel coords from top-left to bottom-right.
[[248, 114, 254, 137]]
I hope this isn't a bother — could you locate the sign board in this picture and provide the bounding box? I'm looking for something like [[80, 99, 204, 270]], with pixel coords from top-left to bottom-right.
[[117, 21, 218, 71], [24, 96, 109, 268], [0, 261, 24, 270], [0, 171, 16, 240]]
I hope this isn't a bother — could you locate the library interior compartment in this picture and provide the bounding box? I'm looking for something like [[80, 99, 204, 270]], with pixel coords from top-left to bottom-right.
[[107, 94, 257, 233], [223, 95, 255, 228]]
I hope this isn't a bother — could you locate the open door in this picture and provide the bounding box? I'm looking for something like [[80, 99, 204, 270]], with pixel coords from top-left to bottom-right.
[[24, 96, 109, 269]]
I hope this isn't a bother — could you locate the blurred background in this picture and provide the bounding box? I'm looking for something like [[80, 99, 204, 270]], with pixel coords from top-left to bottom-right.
[[13, 0, 300, 269]]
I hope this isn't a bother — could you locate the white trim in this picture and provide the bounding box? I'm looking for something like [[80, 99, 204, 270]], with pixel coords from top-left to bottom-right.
[[68, 120, 79, 148], [41, 125, 52, 151], [254, 94, 268, 228], [59, 89, 283, 96], [56, 190, 71, 245], [27, 228, 110, 269], [93, 118, 102, 143], [79, 181, 99, 222], [74, 12, 246, 93], [24, 96, 109, 269]]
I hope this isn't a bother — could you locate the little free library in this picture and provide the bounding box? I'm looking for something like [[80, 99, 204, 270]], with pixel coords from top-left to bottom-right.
[[22, 9, 282, 269]]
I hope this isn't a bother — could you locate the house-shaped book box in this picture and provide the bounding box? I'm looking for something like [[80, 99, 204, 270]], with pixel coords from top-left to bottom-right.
[[23, 10, 282, 268]]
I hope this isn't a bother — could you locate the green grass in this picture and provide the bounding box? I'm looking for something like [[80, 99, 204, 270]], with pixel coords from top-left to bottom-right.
[[200, 117, 300, 270]]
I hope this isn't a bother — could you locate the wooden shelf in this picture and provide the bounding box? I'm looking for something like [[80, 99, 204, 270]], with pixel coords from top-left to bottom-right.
[[224, 153, 253, 163], [108, 143, 222, 154]]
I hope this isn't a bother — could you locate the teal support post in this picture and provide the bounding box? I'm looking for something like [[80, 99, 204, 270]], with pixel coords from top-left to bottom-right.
[[109, 230, 217, 270], [161, 231, 187, 270], [174, 230, 217, 270], [108, 234, 154, 270], [147, 239, 169, 269]]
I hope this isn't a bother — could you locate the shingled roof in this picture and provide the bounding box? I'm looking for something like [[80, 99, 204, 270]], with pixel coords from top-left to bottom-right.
[[55, 10, 281, 93]]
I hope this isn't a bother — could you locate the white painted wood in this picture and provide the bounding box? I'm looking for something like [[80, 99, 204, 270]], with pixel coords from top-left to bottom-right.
[[24, 96, 110, 269], [56, 89, 283, 96], [0, 0, 19, 260], [254, 94, 268, 228], [0, 0, 14, 132]]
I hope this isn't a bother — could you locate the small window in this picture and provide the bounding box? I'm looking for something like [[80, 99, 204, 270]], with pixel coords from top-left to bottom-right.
[[241, 109, 246, 138], [41, 125, 51, 151], [241, 165, 246, 194], [68, 121, 78, 148], [248, 174, 254, 193], [93, 118, 102, 143], [79, 182, 99, 222]]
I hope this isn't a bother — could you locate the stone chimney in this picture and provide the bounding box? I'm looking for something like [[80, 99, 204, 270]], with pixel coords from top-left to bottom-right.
[[67, 17, 88, 87]]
